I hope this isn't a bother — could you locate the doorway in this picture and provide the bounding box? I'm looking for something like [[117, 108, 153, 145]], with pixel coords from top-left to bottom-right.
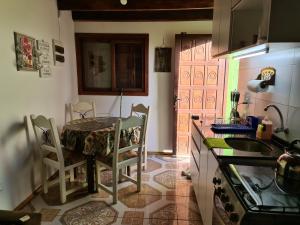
[[173, 34, 226, 155]]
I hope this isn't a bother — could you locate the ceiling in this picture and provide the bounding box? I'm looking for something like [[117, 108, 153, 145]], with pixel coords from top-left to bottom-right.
[[57, 0, 214, 21]]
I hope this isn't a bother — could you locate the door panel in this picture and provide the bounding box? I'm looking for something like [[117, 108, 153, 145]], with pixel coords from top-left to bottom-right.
[[192, 66, 205, 86], [205, 90, 217, 110], [174, 34, 226, 155], [191, 90, 203, 110], [179, 66, 192, 85], [178, 90, 190, 110], [206, 66, 219, 85]]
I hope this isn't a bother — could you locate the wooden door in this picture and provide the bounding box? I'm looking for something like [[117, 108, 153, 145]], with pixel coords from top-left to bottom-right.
[[174, 34, 226, 155]]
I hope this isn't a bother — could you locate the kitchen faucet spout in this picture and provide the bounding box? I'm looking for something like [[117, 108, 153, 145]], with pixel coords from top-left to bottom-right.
[[264, 104, 289, 134]]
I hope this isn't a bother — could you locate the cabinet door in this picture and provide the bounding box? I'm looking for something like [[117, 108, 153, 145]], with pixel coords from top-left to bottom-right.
[[190, 148, 200, 206], [211, 0, 221, 56], [205, 151, 219, 225], [218, 0, 232, 54], [198, 135, 208, 224]]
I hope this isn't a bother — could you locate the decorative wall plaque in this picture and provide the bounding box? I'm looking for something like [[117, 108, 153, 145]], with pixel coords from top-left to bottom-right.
[[154, 47, 172, 72], [37, 40, 51, 77], [52, 39, 65, 65], [14, 32, 38, 71]]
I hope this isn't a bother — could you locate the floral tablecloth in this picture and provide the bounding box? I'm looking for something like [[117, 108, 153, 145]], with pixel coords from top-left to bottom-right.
[[61, 117, 139, 157]]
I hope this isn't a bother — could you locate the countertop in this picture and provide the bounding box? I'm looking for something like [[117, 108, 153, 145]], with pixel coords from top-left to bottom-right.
[[192, 120, 284, 165]]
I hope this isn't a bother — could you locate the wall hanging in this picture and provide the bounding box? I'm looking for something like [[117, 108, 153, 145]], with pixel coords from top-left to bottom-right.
[[52, 39, 64, 65], [154, 47, 172, 72], [37, 40, 51, 77], [14, 32, 38, 71]]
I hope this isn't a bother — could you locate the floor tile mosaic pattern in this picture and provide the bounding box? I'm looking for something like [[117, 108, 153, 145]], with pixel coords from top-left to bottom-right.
[[22, 155, 203, 225]]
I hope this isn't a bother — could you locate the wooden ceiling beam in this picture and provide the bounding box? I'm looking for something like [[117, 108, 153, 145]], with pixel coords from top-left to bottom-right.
[[57, 0, 213, 11], [72, 9, 213, 21]]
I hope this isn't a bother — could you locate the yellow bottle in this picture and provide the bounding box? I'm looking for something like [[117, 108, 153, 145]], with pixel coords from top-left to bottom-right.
[[256, 124, 263, 139]]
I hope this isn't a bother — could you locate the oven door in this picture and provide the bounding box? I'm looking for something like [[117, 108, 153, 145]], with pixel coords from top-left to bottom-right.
[[212, 192, 235, 225]]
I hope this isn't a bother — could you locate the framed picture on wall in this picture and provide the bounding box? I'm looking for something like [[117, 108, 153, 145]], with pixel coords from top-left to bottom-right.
[[14, 32, 38, 71], [154, 47, 172, 72]]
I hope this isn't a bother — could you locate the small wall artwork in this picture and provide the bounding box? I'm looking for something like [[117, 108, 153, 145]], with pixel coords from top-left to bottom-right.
[[14, 32, 38, 71], [154, 47, 172, 72], [52, 39, 65, 66], [37, 40, 52, 77]]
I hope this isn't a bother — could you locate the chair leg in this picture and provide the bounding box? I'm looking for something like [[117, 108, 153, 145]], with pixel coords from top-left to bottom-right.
[[137, 155, 142, 192], [143, 146, 147, 171], [70, 169, 75, 182], [118, 169, 123, 183], [42, 163, 48, 194], [59, 169, 67, 203], [113, 167, 119, 204]]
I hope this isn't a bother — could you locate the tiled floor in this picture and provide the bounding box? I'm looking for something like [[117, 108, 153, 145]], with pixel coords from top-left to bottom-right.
[[20, 155, 203, 225]]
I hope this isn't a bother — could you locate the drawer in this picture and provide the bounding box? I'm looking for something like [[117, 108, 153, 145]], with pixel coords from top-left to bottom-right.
[[191, 123, 202, 150]]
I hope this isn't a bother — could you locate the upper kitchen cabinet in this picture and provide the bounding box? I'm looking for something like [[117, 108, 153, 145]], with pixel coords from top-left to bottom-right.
[[211, 0, 232, 57], [212, 0, 300, 57]]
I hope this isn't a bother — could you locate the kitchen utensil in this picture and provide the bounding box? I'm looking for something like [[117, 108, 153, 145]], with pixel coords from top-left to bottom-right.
[[230, 91, 240, 124], [275, 139, 300, 195]]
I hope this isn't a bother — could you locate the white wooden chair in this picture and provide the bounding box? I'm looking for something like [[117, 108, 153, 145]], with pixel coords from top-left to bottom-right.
[[95, 115, 147, 204], [130, 104, 150, 170], [69, 101, 96, 121], [30, 115, 87, 203]]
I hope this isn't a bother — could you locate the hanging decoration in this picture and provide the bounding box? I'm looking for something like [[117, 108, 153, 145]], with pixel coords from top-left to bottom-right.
[[52, 39, 65, 65], [37, 40, 52, 77], [14, 32, 38, 71], [154, 47, 172, 72]]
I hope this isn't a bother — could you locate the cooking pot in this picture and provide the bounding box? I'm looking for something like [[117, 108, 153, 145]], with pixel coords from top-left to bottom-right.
[[276, 139, 300, 194]]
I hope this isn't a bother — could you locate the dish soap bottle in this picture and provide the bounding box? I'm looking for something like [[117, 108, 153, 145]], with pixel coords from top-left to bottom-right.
[[261, 116, 273, 140], [256, 124, 264, 139]]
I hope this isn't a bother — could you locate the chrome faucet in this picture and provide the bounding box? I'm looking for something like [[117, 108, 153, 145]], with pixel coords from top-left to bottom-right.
[[264, 104, 289, 134]]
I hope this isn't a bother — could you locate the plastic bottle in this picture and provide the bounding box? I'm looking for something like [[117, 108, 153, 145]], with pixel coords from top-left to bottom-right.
[[256, 124, 263, 139], [261, 116, 273, 140]]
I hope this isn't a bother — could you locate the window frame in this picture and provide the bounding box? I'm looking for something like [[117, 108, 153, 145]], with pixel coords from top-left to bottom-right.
[[75, 33, 149, 96]]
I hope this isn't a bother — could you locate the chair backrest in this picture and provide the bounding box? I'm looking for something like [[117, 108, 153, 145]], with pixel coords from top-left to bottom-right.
[[130, 104, 149, 117], [130, 104, 149, 142], [113, 115, 147, 160], [70, 101, 96, 121], [30, 115, 64, 164]]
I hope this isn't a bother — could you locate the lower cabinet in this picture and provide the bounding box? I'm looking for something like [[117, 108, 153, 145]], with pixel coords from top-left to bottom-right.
[[205, 150, 219, 225], [191, 122, 218, 225]]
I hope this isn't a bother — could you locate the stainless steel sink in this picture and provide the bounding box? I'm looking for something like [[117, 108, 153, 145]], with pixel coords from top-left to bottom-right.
[[224, 138, 272, 152]]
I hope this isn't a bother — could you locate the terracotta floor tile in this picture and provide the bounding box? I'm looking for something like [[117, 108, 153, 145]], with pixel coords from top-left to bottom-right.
[[40, 208, 60, 222], [122, 211, 144, 225], [177, 220, 203, 225], [146, 218, 178, 225]]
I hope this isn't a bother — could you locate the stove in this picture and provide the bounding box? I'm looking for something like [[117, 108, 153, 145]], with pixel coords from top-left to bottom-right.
[[213, 164, 300, 225]]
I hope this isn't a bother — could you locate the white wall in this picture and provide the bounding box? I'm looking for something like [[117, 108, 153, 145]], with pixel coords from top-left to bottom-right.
[[75, 21, 212, 151], [237, 46, 300, 142], [0, 0, 77, 209]]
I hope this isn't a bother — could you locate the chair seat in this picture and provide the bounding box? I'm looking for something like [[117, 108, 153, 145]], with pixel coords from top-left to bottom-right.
[[46, 148, 85, 167], [96, 150, 137, 166]]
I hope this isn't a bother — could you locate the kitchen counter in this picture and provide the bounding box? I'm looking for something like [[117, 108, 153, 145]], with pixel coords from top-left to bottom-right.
[[191, 120, 295, 225], [192, 120, 284, 166]]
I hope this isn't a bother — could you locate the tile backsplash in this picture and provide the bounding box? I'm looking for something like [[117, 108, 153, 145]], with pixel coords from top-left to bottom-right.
[[237, 47, 300, 143]]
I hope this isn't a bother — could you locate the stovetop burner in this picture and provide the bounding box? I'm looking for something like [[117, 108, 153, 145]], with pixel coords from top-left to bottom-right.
[[227, 164, 300, 213]]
